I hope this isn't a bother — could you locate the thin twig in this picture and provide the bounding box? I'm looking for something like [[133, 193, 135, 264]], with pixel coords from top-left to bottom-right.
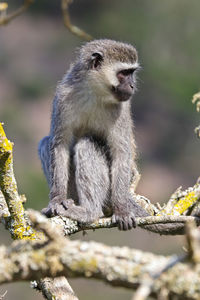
[[0, 291, 7, 300], [61, 0, 92, 41], [32, 277, 79, 300], [0, 0, 34, 26]]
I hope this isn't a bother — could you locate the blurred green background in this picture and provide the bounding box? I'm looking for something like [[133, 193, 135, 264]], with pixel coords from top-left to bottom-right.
[[0, 0, 199, 299]]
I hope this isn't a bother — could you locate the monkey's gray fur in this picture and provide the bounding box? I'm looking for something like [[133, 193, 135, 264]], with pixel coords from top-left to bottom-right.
[[39, 39, 149, 230]]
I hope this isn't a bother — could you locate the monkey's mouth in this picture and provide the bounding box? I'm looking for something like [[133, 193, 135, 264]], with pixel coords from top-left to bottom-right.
[[111, 85, 134, 102]]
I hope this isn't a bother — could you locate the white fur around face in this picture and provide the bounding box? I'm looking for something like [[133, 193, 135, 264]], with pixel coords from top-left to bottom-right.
[[87, 61, 139, 104], [102, 62, 139, 87]]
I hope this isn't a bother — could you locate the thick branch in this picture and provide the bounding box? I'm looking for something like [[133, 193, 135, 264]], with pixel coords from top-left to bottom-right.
[[0, 123, 36, 239], [0, 220, 199, 300]]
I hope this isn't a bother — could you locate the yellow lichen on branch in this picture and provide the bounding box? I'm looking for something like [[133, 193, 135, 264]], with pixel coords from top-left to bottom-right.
[[173, 190, 199, 215], [160, 183, 200, 216], [0, 122, 36, 239]]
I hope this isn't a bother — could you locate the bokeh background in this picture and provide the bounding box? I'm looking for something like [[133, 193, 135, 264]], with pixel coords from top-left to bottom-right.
[[0, 0, 199, 299]]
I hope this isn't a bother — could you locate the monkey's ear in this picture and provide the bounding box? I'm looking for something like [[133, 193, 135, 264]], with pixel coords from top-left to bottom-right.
[[90, 52, 103, 70]]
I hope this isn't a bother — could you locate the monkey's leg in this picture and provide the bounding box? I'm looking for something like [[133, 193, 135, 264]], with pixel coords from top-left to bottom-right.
[[58, 137, 110, 223], [108, 126, 145, 230], [127, 194, 149, 218]]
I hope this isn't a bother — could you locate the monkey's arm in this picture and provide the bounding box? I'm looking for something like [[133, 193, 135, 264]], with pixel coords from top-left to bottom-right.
[[41, 95, 73, 217], [42, 137, 71, 217], [109, 127, 147, 230]]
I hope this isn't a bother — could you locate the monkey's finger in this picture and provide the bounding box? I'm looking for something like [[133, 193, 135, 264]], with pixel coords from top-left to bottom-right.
[[123, 222, 129, 231], [55, 205, 65, 215], [121, 217, 129, 231], [118, 219, 124, 231], [41, 207, 52, 217], [127, 218, 134, 230], [123, 217, 134, 231], [131, 216, 137, 228], [62, 199, 75, 210]]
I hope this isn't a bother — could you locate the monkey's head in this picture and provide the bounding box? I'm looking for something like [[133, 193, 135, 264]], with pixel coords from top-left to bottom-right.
[[79, 39, 139, 103]]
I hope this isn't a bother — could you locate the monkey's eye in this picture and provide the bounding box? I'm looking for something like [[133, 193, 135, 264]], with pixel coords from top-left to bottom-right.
[[91, 52, 103, 70], [117, 68, 137, 82], [118, 68, 136, 77]]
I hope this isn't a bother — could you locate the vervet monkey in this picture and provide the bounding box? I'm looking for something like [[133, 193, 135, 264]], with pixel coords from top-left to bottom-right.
[[39, 39, 149, 230]]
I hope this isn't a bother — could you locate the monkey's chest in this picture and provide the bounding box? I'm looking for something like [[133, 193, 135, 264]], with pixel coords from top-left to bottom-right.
[[74, 107, 110, 138]]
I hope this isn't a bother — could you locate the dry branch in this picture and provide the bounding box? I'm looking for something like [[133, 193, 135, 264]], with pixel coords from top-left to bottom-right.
[[49, 211, 200, 236], [0, 212, 200, 300], [0, 0, 92, 42], [32, 277, 78, 300], [0, 123, 36, 240], [0, 0, 34, 26], [61, 0, 92, 41]]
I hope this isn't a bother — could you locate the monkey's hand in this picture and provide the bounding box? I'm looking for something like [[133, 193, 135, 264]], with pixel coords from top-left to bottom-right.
[[42, 197, 74, 217], [111, 195, 150, 230], [111, 204, 137, 231]]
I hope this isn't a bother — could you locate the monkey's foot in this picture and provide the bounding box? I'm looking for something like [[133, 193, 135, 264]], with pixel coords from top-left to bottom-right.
[[111, 208, 136, 231], [41, 197, 75, 217]]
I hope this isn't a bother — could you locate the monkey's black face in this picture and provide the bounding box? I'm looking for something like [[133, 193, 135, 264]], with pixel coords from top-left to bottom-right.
[[111, 68, 136, 102]]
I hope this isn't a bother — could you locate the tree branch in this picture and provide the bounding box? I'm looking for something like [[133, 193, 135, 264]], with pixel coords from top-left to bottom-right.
[[61, 0, 92, 41], [47, 211, 200, 236], [32, 277, 78, 300], [0, 123, 36, 239], [1, 213, 200, 300], [0, 0, 34, 26], [0, 0, 92, 42]]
